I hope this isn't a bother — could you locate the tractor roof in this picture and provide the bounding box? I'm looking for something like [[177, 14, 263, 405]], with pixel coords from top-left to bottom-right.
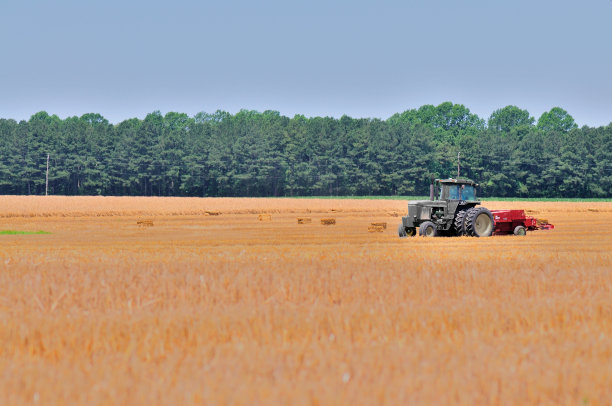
[[436, 178, 479, 187]]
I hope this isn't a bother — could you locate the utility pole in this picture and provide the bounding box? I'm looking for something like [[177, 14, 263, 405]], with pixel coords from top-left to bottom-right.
[[45, 154, 49, 196], [457, 152, 461, 178]]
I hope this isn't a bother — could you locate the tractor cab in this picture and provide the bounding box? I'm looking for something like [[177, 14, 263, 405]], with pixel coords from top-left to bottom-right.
[[435, 179, 479, 202]]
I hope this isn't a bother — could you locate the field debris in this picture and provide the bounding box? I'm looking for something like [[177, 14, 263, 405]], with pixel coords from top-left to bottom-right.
[[136, 220, 154, 227], [258, 214, 272, 221], [297, 217, 312, 224], [205, 210, 221, 216], [320, 218, 336, 225]]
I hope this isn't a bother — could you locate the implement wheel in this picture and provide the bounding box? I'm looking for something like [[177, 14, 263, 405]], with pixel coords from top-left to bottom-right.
[[514, 225, 527, 236], [465, 207, 494, 237], [419, 221, 438, 237]]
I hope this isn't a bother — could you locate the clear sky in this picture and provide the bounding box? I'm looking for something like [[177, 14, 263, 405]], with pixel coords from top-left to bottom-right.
[[1, 0, 611, 126]]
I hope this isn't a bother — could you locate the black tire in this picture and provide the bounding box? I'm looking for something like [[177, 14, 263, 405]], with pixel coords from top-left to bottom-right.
[[465, 207, 494, 237], [398, 224, 407, 238], [453, 209, 469, 236], [398, 225, 416, 238], [419, 221, 438, 237], [513, 225, 527, 236]]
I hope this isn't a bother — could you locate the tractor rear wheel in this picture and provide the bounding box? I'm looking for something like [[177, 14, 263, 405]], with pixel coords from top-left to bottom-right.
[[465, 207, 494, 237], [453, 209, 468, 236], [513, 225, 527, 236], [419, 221, 438, 237]]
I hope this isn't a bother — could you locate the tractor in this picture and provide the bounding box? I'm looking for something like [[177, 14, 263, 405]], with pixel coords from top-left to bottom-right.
[[397, 178, 494, 238]]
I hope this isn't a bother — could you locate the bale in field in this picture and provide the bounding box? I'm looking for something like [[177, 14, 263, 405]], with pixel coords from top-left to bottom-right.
[[370, 222, 387, 229], [205, 210, 221, 216], [297, 217, 312, 224], [137, 220, 154, 227], [321, 218, 336, 225], [368, 225, 384, 233], [258, 214, 272, 221]]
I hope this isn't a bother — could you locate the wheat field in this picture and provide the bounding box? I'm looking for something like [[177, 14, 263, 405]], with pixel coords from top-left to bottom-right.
[[0, 196, 610, 405]]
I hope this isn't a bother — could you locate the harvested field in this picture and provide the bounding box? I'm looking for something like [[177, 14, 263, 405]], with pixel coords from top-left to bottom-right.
[[0, 196, 611, 405]]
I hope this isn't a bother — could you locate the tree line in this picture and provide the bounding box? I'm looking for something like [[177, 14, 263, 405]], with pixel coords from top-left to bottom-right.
[[0, 103, 610, 198]]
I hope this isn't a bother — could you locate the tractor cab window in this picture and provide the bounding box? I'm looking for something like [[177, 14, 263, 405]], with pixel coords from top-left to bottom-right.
[[448, 185, 461, 199], [442, 184, 476, 200], [461, 185, 476, 200]]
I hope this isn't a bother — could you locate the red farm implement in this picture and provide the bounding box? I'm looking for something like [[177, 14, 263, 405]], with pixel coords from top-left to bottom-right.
[[491, 209, 554, 236]]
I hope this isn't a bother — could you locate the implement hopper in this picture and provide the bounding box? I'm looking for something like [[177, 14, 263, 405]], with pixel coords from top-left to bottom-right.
[[491, 210, 554, 236]]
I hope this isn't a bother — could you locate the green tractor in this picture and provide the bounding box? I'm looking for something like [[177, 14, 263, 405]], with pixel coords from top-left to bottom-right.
[[398, 178, 494, 238]]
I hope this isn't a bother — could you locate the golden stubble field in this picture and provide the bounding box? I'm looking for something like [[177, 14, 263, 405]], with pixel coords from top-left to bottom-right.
[[0, 196, 611, 405]]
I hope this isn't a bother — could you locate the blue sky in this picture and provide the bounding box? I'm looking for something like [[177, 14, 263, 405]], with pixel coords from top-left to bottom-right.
[[1, 0, 611, 126]]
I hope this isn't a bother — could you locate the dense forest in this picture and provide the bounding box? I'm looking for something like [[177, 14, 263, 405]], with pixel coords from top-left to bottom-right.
[[0, 103, 610, 198]]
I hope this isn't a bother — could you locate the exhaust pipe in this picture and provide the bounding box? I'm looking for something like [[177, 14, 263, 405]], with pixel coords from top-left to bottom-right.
[[429, 183, 434, 201]]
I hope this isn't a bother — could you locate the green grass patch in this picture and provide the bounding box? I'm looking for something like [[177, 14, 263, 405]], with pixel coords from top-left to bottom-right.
[[284, 196, 611, 202], [0, 230, 51, 235], [286, 195, 428, 200], [481, 197, 612, 202]]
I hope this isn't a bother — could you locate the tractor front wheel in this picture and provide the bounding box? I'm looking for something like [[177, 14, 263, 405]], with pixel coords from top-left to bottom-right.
[[419, 221, 438, 237], [398, 224, 416, 238], [465, 207, 494, 237]]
